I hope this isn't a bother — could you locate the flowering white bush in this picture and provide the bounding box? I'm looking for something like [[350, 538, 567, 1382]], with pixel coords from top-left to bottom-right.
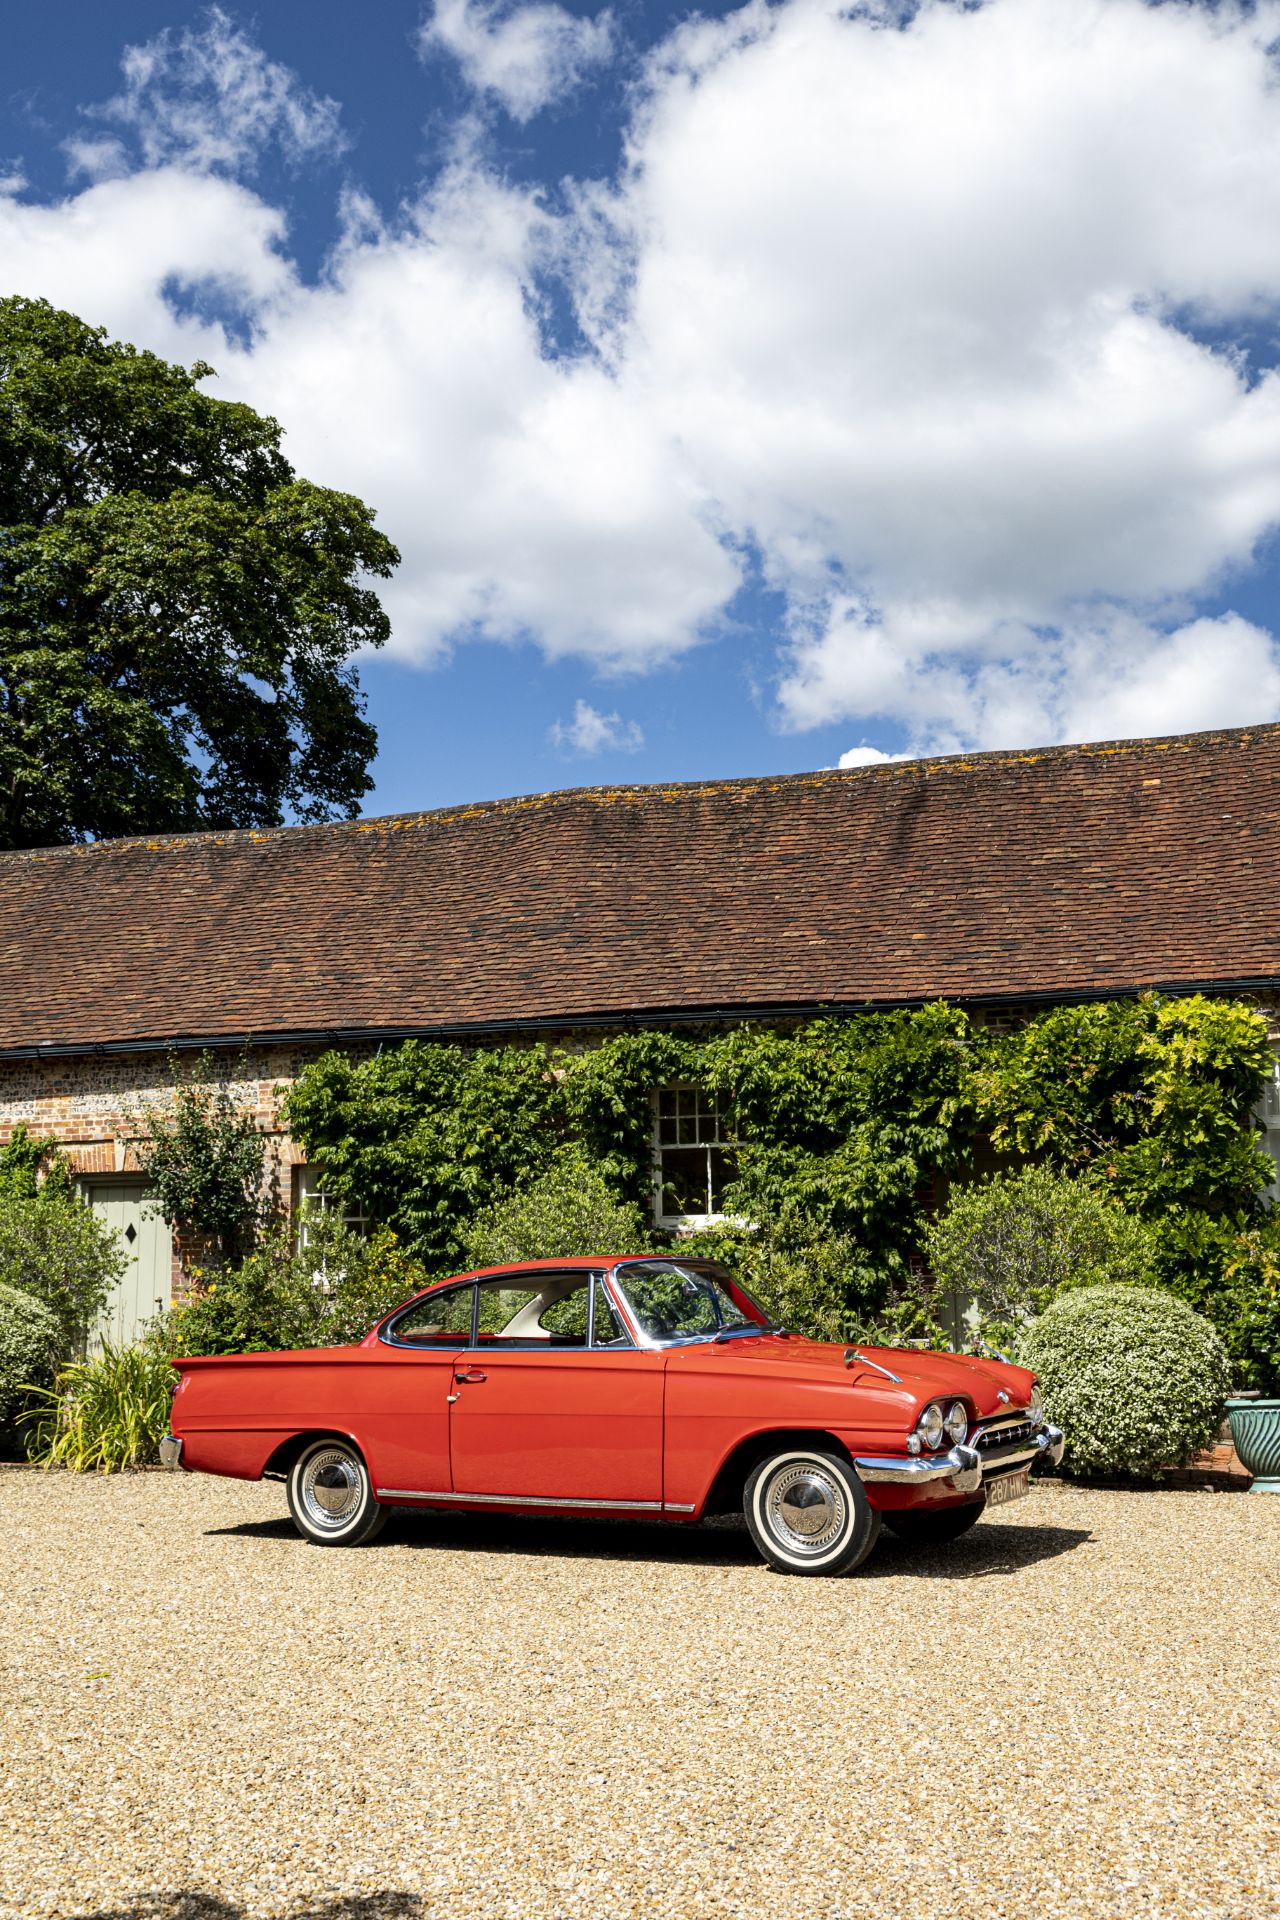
[[0, 1283, 62, 1433], [1020, 1286, 1230, 1478]]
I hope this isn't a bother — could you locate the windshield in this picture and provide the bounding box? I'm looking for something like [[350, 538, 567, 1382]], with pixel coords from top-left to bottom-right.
[[611, 1261, 766, 1345]]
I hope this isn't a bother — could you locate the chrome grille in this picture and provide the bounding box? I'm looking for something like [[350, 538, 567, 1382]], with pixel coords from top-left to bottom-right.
[[975, 1414, 1037, 1452]]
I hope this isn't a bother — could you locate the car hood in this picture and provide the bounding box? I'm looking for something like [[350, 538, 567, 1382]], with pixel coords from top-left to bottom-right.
[[671, 1334, 1036, 1417]]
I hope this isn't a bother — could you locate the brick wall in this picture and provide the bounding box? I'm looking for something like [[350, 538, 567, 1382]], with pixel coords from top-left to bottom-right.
[[0, 1043, 322, 1181]]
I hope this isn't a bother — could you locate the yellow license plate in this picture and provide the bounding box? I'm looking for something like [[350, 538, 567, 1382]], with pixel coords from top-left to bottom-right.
[[986, 1469, 1031, 1508]]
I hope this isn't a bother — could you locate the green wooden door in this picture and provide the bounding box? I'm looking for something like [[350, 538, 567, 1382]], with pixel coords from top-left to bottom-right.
[[83, 1182, 173, 1349]]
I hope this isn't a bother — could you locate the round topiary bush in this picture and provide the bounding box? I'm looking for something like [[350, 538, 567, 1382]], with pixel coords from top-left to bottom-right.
[[0, 1282, 63, 1435], [1019, 1285, 1230, 1479]]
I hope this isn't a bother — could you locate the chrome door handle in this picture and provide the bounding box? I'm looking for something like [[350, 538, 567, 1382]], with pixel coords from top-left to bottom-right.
[[454, 1368, 487, 1383]]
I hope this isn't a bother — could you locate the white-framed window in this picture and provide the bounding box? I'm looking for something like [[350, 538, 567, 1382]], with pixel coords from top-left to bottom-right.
[[1257, 1058, 1280, 1201], [291, 1165, 368, 1244], [652, 1087, 735, 1226]]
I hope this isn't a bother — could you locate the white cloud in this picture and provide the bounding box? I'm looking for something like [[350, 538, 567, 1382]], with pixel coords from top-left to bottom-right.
[[837, 745, 913, 769], [789, 603, 1280, 755], [549, 699, 644, 754], [421, 0, 614, 122], [602, 0, 1280, 742], [72, 6, 347, 179], [10, 0, 1280, 751], [0, 158, 736, 668]]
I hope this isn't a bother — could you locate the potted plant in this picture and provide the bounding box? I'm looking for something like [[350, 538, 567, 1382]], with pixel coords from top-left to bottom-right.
[[1226, 1391, 1280, 1493]]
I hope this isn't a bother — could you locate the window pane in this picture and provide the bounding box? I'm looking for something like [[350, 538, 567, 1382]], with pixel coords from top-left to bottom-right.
[[392, 1286, 474, 1345], [614, 1262, 756, 1342], [539, 1281, 591, 1340], [660, 1147, 710, 1217], [707, 1147, 735, 1211], [475, 1283, 542, 1338]]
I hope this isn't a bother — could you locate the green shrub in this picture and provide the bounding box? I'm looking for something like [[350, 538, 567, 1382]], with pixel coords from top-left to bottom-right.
[[673, 1218, 946, 1348], [24, 1338, 177, 1472], [132, 1052, 268, 1263], [0, 1182, 123, 1351], [0, 1284, 62, 1434], [1214, 1226, 1280, 1394], [460, 1149, 651, 1268], [166, 1209, 425, 1356], [927, 1165, 1158, 1352], [1019, 1285, 1230, 1478]]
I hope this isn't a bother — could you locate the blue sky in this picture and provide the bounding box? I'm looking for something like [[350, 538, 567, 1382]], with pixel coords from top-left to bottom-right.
[[5, 0, 1280, 817]]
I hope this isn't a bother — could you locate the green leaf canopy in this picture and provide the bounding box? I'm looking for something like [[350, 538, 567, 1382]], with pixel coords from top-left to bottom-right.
[[0, 296, 400, 846]]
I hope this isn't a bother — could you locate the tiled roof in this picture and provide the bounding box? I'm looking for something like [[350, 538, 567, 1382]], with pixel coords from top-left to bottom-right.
[[4, 724, 1279, 1055]]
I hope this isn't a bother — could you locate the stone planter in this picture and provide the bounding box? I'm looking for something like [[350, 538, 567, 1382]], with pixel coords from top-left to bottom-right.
[[1225, 1399, 1280, 1493]]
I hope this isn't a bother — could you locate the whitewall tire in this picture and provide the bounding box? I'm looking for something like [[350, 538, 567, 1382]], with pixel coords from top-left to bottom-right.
[[744, 1447, 880, 1576], [286, 1438, 387, 1547]]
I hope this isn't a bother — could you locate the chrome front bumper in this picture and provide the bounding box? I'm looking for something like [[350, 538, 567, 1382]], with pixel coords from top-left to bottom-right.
[[158, 1434, 183, 1470], [854, 1423, 1064, 1496]]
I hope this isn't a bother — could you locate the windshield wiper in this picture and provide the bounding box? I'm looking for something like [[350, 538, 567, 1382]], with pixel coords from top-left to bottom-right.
[[713, 1323, 769, 1343]]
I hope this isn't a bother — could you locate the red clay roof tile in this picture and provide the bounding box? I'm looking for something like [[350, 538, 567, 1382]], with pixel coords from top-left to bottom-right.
[[4, 723, 1280, 1054]]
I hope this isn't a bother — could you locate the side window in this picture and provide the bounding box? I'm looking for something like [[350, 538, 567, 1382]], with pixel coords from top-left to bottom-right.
[[388, 1285, 475, 1346], [539, 1281, 591, 1341], [476, 1283, 543, 1340]]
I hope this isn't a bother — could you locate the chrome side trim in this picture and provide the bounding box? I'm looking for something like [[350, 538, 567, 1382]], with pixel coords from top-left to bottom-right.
[[158, 1434, 183, 1470], [375, 1487, 667, 1511]]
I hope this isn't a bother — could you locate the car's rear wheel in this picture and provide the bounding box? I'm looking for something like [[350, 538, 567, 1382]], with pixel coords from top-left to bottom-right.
[[287, 1438, 386, 1547], [743, 1447, 880, 1576], [884, 1497, 986, 1545]]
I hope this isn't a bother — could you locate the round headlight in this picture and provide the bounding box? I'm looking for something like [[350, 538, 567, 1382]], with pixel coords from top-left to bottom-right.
[[944, 1400, 968, 1445], [916, 1401, 946, 1449], [1028, 1382, 1044, 1424]]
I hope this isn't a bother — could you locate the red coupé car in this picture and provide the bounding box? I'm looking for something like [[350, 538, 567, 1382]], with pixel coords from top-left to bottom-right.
[[162, 1256, 1064, 1576]]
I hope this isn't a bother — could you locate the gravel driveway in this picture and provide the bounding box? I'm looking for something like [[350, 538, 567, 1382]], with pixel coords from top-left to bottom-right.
[[1, 1470, 1277, 1920]]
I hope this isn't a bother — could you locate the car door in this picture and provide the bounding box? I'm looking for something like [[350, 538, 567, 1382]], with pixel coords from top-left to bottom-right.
[[364, 1282, 476, 1497], [448, 1272, 666, 1507]]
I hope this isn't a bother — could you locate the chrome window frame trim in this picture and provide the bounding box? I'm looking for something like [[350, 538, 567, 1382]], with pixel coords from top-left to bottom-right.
[[605, 1257, 771, 1350], [379, 1268, 638, 1352]]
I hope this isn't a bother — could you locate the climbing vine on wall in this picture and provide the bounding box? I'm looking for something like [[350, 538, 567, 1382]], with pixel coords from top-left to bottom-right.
[[283, 993, 1279, 1374]]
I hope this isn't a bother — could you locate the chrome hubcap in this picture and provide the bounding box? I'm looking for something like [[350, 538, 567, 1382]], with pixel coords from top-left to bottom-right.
[[300, 1448, 363, 1529], [767, 1464, 846, 1554]]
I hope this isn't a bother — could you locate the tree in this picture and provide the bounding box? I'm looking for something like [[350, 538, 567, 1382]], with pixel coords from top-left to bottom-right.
[[460, 1148, 651, 1268], [0, 296, 400, 848], [132, 1054, 268, 1266]]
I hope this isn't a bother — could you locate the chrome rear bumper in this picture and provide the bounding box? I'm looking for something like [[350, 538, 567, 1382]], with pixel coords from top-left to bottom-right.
[[158, 1434, 183, 1470], [854, 1423, 1064, 1495]]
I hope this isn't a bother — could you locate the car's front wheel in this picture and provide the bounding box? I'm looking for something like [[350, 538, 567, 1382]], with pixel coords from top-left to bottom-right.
[[883, 1498, 986, 1546], [287, 1438, 386, 1547], [744, 1447, 880, 1576]]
